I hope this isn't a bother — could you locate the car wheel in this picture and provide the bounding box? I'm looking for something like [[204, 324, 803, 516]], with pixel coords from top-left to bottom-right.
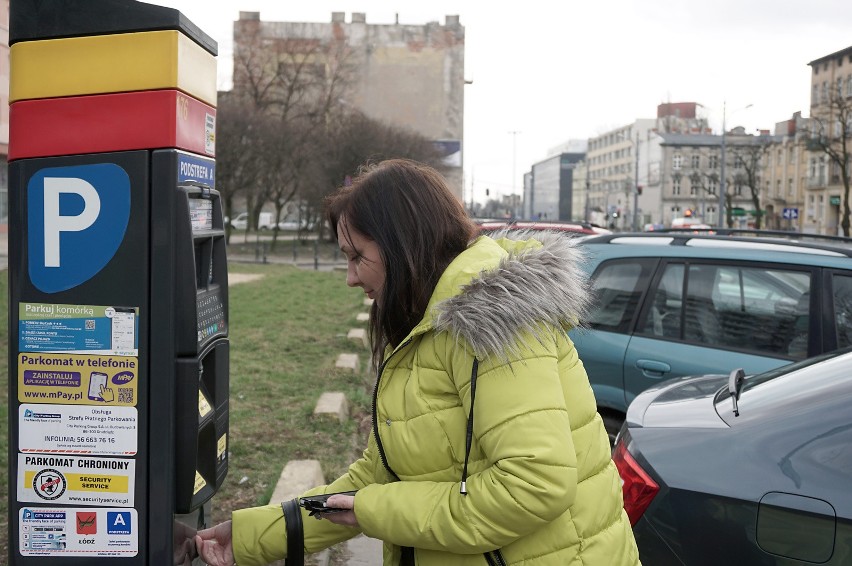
[[601, 413, 624, 448]]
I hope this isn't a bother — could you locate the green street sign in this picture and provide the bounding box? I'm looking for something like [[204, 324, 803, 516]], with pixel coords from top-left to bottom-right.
[[730, 207, 746, 217], [830, 196, 841, 205]]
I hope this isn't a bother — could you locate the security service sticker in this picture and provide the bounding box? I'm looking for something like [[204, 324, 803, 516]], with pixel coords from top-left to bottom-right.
[[18, 352, 137, 406], [19, 507, 138, 557], [19, 404, 137, 456], [19, 303, 139, 356], [18, 454, 135, 507]]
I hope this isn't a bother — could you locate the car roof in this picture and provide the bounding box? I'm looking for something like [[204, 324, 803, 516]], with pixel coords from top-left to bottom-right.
[[476, 219, 612, 235], [579, 230, 852, 267]]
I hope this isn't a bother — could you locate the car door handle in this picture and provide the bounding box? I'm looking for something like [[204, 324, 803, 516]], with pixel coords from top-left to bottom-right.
[[635, 359, 672, 377]]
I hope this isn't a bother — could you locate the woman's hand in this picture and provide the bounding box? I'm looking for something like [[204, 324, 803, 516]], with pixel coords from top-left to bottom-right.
[[195, 520, 234, 566], [320, 494, 359, 527]]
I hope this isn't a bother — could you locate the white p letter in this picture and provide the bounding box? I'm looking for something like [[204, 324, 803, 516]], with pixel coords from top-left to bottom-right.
[[43, 177, 101, 267]]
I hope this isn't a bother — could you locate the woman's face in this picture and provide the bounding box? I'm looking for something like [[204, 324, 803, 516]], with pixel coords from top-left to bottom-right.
[[337, 216, 386, 304]]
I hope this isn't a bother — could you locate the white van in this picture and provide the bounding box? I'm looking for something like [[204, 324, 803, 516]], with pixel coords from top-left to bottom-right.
[[230, 212, 276, 231]]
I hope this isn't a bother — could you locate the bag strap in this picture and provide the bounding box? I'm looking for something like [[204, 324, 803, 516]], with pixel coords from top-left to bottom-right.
[[460, 357, 479, 495], [281, 498, 304, 566]]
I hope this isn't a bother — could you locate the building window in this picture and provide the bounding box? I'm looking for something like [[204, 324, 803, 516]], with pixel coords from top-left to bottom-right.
[[709, 155, 718, 169], [673, 154, 683, 170], [691, 155, 701, 168], [813, 84, 819, 104], [734, 180, 743, 196], [822, 81, 828, 104], [673, 177, 681, 195], [846, 75, 852, 97], [776, 179, 782, 196], [838, 77, 844, 97], [690, 181, 699, 195], [708, 178, 717, 195], [788, 178, 794, 196]]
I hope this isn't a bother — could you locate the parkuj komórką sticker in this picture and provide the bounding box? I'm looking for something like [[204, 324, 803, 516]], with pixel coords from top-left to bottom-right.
[[18, 455, 135, 507], [19, 404, 138, 456], [18, 303, 139, 356], [19, 507, 138, 557], [18, 352, 137, 406]]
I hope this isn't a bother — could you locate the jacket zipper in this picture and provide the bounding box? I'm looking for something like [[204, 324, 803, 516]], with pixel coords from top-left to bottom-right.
[[372, 337, 413, 480], [485, 550, 508, 566]]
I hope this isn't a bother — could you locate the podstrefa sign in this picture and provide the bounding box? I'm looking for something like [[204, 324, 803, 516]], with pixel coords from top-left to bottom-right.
[[28, 164, 131, 293]]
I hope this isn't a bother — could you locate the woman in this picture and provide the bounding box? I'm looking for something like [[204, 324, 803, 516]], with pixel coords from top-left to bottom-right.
[[196, 159, 639, 565]]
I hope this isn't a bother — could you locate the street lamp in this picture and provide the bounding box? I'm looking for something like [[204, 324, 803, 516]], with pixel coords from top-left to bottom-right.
[[509, 130, 521, 218], [615, 129, 642, 231], [632, 131, 640, 231], [718, 102, 753, 228]]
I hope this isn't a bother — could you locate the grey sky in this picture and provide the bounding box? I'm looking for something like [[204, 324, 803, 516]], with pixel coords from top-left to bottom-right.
[[157, 0, 852, 203]]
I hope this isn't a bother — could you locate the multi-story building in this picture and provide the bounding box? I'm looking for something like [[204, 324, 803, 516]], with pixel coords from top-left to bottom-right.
[[584, 103, 708, 230], [524, 142, 585, 221], [805, 45, 852, 235], [762, 112, 809, 231], [658, 130, 781, 227], [232, 11, 466, 200]]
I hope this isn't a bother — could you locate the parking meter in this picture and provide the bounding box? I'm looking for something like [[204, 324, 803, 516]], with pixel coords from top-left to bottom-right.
[[7, 1, 228, 564]]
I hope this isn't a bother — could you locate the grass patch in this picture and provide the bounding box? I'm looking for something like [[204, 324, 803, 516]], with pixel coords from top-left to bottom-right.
[[0, 263, 373, 555]]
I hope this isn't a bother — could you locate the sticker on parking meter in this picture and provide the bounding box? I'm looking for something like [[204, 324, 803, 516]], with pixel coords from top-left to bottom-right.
[[193, 471, 207, 495], [18, 455, 135, 507], [198, 391, 212, 418], [19, 303, 139, 356], [205, 113, 216, 155], [19, 507, 138, 557], [217, 433, 227, 464], [178, 151, 216, 188], [19, 404, 138, 455], [18, 353, 137, 406]]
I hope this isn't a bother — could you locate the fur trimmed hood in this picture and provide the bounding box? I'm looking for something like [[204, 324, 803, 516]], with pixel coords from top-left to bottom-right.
[[430, 231, 590, 360]]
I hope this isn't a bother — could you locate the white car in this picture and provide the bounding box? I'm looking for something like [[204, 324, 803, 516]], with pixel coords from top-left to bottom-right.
[[230, 212, 276, 231]]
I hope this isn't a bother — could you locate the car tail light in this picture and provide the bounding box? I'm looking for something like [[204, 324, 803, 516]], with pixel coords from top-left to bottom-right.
[[613, 437, 659, 525]]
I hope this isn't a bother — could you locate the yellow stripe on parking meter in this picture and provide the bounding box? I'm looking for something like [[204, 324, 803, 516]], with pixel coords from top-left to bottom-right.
[[10, 30, 217, 106]]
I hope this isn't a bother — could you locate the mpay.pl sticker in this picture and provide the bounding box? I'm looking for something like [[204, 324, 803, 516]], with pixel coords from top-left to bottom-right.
[[18, 352, 137, 406], [18, 454, 135, 507], [20, 507, 138, 557]]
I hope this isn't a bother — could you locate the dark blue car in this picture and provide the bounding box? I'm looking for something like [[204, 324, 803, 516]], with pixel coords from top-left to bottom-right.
[[614, 347, 852, 565]]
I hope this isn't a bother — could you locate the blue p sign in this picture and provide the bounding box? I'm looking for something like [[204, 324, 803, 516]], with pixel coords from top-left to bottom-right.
[[28, 164, 131, 293]]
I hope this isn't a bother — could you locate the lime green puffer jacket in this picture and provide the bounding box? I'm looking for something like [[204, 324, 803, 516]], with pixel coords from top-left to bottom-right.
[[231, 232, 640, 565]]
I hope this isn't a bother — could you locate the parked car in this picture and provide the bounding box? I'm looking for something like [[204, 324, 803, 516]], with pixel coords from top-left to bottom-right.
[[230, 212, 276, 231], [278, 219, 315, 231], [568, 230, 852, 442], [476, 219, 611, 236], [614, 346, 852, 565]]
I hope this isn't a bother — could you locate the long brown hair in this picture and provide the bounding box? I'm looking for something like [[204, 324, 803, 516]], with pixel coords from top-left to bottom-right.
[[325, 159, 478, 366]]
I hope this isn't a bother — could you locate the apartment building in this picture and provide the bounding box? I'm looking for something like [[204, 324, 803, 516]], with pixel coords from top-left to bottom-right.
[[232, 11, 466, 200], [805, 45, 852, 235], [762, 112, 809, 231]]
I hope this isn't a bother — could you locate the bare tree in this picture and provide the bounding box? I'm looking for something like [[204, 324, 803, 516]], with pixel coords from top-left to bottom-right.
[[807, 89, 852, 236], [727, 137, 772, 229], [215, 92, 268, 242]]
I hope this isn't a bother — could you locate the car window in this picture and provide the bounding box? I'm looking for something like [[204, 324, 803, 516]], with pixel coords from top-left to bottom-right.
[[587, 259, 656, 333], [834, 274, 852, 350], [639, 262, 812, 359], [640, 263, 683, 338]]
